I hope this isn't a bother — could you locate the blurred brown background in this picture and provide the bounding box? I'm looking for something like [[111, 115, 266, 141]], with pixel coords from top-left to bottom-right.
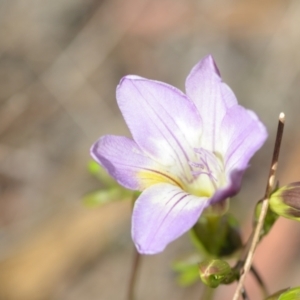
[[0, 0, 300, 299]]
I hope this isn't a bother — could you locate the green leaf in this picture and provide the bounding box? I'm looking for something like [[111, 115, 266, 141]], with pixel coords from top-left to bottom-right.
[[279, 287, 300, 300], [265, 287, 300, 300], [88, 160, 102, 175], [172, 256, 201, 286], [83, 188, 126, 207], [87, 161, 117, 187]]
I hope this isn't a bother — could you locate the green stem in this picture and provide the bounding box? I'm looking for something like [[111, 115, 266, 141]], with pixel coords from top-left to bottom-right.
[[201, 285, 215, 300], [127, 194, 141, 300], [127, 248, 141, 300]]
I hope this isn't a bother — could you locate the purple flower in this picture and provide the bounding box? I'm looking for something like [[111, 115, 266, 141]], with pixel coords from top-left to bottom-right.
[[91, 55, 267, 254]]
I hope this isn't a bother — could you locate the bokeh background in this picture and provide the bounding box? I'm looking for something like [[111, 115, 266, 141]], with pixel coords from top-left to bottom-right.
[[0, 0, 300, 299]]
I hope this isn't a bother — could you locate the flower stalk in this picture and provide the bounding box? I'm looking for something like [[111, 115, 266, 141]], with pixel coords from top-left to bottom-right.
[[127, 248, 141, 300], [232, 112, 285, 300]]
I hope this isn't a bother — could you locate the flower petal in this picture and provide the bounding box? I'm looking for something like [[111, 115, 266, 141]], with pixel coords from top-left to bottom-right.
[[132, 183, 209, 254], [210, 169, 245, 205], [220, 105, 268, 172], [116, 76, 202, 180], [185, 55, 238, 152], [91, 135, 181, 190]]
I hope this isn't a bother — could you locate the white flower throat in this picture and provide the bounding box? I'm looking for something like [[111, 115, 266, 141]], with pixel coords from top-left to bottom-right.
[[187, 147, 225, 197]]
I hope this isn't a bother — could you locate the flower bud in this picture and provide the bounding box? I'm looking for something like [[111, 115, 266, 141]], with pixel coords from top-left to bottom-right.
[[198, 259, 237, 288], [269, 182, 300, 221]]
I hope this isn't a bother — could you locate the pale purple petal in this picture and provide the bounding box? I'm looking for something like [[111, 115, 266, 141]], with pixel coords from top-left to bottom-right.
[[116, 76, 202, 179], [210, 169, 245, 205], [185, 55, 238, 152], [220, 105, 268, 172], [91, 135, 176, 190], [132, 183, 209, 254]]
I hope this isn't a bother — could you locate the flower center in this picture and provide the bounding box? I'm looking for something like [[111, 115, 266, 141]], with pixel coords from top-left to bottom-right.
[[187, 147, 225, 197]]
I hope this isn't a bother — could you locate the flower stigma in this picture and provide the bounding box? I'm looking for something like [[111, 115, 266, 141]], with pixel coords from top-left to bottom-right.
[[187, 148, 226, 198]]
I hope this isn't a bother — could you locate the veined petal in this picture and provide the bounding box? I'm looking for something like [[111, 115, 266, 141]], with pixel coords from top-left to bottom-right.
[[185, 55, 238, 152], [116, 76, 202, 179], [132, 183, 209, 254], [210, 169, 245, 204], [90, 135, 181, 190], [220, 105, 268, 172]]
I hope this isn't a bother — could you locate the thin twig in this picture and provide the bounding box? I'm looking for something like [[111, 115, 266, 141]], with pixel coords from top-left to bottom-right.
[[127, 248, 141, 300], [232, 112, 285, 300], [250, 266, 268, 297], [241, 287, 249, 300]]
